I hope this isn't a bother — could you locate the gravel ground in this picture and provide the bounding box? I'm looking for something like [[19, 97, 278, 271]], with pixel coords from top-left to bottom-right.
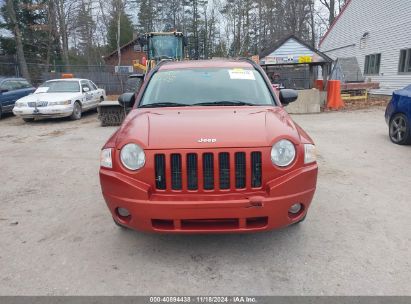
[[0, 108, 410, 296]]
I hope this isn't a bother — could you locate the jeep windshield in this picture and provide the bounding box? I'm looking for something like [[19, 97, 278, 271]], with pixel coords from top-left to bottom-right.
[[139, 68, 275, 107]]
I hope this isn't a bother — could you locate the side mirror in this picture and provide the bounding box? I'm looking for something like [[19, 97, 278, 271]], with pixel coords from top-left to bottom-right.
[[279, 89, 298, 105], [118, 93, 135, 108], [83, 87, 90, 92]]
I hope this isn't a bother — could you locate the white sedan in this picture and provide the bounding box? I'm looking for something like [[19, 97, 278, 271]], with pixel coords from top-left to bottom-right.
[[13, 78, 106, 122]]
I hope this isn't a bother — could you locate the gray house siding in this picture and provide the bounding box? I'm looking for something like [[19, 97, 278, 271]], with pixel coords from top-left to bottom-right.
[[319, 0, 411, 95], [260, 37, 329, 65]]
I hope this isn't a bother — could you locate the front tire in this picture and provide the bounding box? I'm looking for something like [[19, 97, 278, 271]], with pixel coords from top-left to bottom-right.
[[389, 113, 411, 145], [70, 101, 82, 120]]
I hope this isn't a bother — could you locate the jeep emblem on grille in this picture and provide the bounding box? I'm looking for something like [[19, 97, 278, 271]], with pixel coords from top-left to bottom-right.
[[197, 138, 217, 143]]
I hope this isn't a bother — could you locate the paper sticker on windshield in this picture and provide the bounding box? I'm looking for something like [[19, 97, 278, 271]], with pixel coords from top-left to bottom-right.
[[228, 69, 255, 80]]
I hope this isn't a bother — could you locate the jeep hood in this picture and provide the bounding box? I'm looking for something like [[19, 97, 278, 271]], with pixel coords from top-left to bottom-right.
[[116, 106, 301, 149]]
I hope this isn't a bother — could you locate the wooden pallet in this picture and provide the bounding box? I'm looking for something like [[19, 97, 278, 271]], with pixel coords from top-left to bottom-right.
[[341, 89, 368, 101]]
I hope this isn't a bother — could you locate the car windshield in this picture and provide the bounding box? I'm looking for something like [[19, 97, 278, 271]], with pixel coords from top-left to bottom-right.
[[149, 36, 183, 60], [140, 68, 274, 107], [37, 81, 80, 93]]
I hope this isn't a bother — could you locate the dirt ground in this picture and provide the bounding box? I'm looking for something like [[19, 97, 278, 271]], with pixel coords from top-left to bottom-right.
[[0, 107, 410, 295]]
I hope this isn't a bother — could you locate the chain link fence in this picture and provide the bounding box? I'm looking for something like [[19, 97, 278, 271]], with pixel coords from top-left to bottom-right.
[[0, 57, 130, 95]]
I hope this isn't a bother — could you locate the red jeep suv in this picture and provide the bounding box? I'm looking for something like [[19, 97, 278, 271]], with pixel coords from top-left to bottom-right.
[[99, 59, 318, 233]]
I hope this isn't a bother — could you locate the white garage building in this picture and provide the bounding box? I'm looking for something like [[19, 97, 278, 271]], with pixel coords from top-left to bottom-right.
[[319, 0, 411, 95]]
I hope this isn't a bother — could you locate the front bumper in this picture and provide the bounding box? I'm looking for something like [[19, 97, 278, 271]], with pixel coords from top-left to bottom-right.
[[13, 105, 73, 118], [100, 164, 318, 233]]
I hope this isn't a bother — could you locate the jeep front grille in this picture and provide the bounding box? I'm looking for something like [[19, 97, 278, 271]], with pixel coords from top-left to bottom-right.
[[154, 154, 166, 190], [219, 152, 230, 189], [203, 153, 214, 190], [251, 151, 262, 188], [154, 151, 262, 191], [170, 154, 182, 190], [186, 153, 198, 190], [235, 152, 246, 189]]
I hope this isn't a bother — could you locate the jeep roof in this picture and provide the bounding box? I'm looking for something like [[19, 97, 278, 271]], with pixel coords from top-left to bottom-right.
[[158, 59, 254, 71]]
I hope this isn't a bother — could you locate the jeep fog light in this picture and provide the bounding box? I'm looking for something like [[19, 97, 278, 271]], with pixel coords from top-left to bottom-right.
[[117, 207, 130, 217], [100, 148, 112, 168], [289, 203, 302, 214]]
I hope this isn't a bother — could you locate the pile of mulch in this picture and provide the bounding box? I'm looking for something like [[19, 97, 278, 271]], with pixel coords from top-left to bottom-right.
[[343, 96, 391, 110], [322, 95, 391, 112]]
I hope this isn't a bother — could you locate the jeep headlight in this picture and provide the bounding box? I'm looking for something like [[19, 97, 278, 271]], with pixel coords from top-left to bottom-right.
[[100, 148, 113, 168], [304, 144, 317, 164], [120, 143, 145, 170], [271, 139, 296, 167]]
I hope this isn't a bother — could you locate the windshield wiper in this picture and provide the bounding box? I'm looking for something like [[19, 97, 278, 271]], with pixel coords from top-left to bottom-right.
[[153, 55, 174, 61], [139, 102, 190, 108], [193, 100, 255, 106]]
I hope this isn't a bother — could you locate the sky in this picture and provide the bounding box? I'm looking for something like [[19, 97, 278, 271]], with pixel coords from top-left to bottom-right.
[[0, 0, 332, 49]]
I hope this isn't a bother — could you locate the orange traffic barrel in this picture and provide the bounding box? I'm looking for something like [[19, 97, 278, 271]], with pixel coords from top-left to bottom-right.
[[326, 80, 345, 110], [315, 79, 324, 91]]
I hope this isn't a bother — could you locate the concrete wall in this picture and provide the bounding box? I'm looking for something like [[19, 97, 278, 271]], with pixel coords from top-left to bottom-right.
[[285, 89, 321, 114]]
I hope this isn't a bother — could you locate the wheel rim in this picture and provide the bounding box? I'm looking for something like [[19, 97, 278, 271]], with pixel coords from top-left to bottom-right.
[[390, 116, 407, 143], [74, 103, 81, 118]]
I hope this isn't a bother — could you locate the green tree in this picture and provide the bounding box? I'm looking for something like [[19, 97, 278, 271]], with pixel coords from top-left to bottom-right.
[[107, 8, 134, 52], [138, 0, 155, 33], [184, 0, 208, 59], [75, 1, 95, 65], [1, 0, 58, 79]]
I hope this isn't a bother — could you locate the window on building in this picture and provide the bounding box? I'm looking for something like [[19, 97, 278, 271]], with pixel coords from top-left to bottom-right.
[[398, 49, 411, 73], [364, 54, 381, 75]]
